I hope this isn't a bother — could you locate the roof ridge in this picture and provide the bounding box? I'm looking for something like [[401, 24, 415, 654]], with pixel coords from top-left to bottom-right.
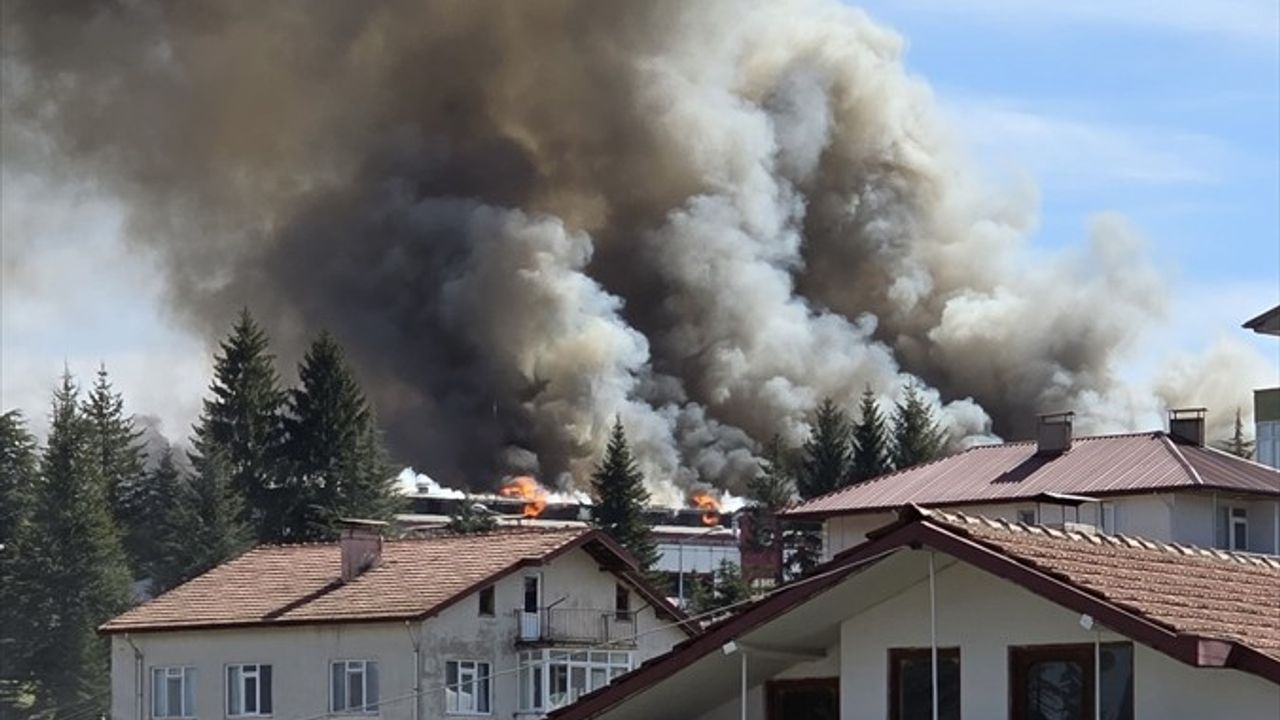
[[1159, 433, 1206, 486], [934, 509, 1280, 569]]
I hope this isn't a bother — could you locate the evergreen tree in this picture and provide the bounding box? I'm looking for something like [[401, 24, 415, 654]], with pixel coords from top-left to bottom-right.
[[153, 448, 252, 593], [281, 332, 401, 540], [0, 411, 39, 719], [191, 309, 286, 541], [851, 385, 893, 482], [1216, 407, 1255, 459], [747, 435, 795, 513], [690, 559, 750, 619], [446, 497, 499, 534], [786, 521, 824, 580], [796, 398, 853, 499], [9, 372, 131, 719], [133, 447, 187, 586], [83, 364, 146, 571], [891, 384, 947, 470], [591, 417, 659, 571]]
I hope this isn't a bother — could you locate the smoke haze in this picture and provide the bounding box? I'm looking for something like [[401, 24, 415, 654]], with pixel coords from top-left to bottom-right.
[[1, 0, 1268, 500]]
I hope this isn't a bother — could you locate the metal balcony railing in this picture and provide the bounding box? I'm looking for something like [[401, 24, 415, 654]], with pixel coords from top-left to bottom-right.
[[514, 607, 638, 646]]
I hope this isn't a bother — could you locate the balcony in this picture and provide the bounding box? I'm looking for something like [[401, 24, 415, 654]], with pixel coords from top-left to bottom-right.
[[514, 607, 638, 647]]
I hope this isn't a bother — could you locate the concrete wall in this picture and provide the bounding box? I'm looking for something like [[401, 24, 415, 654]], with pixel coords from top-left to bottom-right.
[[110, 546, 687, 720], [822, 492, 1280, 558], [692, 552, 1278, 720], [837, 556, 1278, 719]]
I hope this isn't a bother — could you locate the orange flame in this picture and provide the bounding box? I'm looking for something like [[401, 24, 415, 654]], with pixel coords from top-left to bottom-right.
[[690, 491, 720, 526], [499, 475, 548, 518]]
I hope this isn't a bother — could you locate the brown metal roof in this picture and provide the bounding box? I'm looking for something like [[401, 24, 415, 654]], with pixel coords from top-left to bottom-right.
[[786, 432, 1280, 519], [549, 508, 1280, 719], [101, 527, 688, 634]]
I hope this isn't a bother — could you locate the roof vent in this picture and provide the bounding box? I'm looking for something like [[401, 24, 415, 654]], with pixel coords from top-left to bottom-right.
[[1168, 408, 1206, 446], [1036, 412, 1074, 456], [339, 519, 387, 583]]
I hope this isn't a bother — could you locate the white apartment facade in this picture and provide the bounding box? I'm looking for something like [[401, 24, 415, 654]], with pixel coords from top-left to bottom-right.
[[103, 526, 692, 720]]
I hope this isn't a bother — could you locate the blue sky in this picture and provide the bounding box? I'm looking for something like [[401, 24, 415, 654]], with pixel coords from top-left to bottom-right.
[[855, 0, 1279, 296]]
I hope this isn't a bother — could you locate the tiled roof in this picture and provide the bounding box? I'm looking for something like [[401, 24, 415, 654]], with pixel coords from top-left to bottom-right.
[[549, 508, 1280, 719], [103, 528, 603, 633], [929, 510, 1280, 662], [788, 432, 1280, 518]]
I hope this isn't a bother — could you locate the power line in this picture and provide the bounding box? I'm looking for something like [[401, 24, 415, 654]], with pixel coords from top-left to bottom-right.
[[274, 546, 901, 720]]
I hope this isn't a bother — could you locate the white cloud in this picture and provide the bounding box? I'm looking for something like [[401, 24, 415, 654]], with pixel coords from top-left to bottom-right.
[[941, 96, 1232, 189]]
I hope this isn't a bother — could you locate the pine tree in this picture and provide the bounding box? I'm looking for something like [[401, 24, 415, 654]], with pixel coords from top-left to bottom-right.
[[132, 447, 187, 587], [192, 309, 286, 541], [796, 398, 853, 499], [747, 435, 795, 513], [281, 332, 401, 540], [591, 417, 659, 571], [891, 384, 947, 470], [153, 448, 252, 593], [0, 411, 39, 719], [83, 364, 146, 572], [1216, 407, 1255, 459], [690, 559, 750, 619], [446, 497, 499, 534], [851, 385, 893, 482], [9, 372, 131, 718]]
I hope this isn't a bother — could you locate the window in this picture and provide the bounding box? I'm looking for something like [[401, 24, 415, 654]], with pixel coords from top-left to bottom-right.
[[331, 660, 379, 714], [523, 575, 541, 612], [1220, 506, 1249, 551], [227, 664, 272, 717], [151, 667, 196, 719], [888, 648, 959, 720], [614, 584, 631, 621], [478, 585, 495, 617], [1017, 509, 1037, 525], [445, 660, 491, 715], [517, 650, 631, 712], [1010, 643, 1133, 720], [1099, 502, 1116, 535]]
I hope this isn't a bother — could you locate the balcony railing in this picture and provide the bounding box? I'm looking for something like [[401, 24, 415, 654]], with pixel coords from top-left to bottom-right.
[[514, 607, 638, 646]]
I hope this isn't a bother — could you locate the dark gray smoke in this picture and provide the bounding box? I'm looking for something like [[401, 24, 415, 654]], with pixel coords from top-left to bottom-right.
[[3, 0, 1222, 501]]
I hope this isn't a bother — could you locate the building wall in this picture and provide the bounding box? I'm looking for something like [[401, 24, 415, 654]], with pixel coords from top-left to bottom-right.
[[691, 552, 1277, 719], [110, 547, 687, 720], [836, 556, 1278, 718], [821, 491, 1280, 558]]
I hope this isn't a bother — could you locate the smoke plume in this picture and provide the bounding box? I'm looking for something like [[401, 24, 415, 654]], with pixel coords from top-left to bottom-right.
[[1, 1, 1264, 500]]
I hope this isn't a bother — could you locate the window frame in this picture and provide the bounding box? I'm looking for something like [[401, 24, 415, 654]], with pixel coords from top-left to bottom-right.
[[150, 666, 196, 719], [226, 663, 273, 718], [478, 585, 495, 617], [887, 647, 961, 720], [444, 659, 492, 716], [1229, 506, 1249, 551], [1017, 508, 1037, 525], [614, 583, 632, 622], [1008, 643, 1134, 720], [329, 659, 379, 715], [517, 649, 632, 713]]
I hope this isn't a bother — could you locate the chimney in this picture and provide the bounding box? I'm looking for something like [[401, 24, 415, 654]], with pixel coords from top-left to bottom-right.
[[339, 519, 387, 583], [1168, 408, 1207, 446], [1036, 412, 1074, 456]]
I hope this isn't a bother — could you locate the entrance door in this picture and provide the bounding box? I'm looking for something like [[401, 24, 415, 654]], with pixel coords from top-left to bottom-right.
[[766, 678, 838, 720], [520, 574, 542, 640]]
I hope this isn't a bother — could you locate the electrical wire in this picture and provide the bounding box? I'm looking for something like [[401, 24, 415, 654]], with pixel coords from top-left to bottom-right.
[[271, 545, 902, 720]]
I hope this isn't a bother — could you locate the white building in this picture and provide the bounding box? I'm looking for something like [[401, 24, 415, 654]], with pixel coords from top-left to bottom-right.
[[548, 507, 1280, 720], [785, 411, 1280, 559], [1244, 305, 1280, 469], [101, 525, 693, 720]]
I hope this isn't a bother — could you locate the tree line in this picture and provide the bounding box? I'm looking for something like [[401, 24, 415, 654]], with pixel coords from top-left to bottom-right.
[[0, 310, 402, 720]]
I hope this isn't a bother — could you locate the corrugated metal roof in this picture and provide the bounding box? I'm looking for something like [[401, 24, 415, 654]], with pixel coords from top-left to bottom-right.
[[787, 432, 1280, 518]]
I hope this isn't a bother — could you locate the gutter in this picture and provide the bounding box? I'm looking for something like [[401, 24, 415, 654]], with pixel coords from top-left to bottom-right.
[[124, 633, 144, 720]]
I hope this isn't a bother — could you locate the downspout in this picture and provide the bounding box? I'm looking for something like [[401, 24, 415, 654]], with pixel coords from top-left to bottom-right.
[[1273, 501, 1278, 556], [739, 650, 748, 720], [405, 621, 422, 720], [1094, 629, 1102, 720], [124, 633, 144, 720], [928, 552, 938, 720], [1211, 492, 1218, 547]]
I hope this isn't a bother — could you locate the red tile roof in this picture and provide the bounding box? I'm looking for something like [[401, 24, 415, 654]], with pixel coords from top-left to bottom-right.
[[550, 508, 1280, 719], [102, 527, 683, 634], [787, 432, 1280, 519]]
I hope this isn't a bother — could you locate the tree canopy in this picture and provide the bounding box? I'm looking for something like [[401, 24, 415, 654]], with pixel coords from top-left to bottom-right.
[[891, 384, 947, 470], [851, 386, 893, 482], [591, 417, 659, 571], [797, 398, 853, 499]]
